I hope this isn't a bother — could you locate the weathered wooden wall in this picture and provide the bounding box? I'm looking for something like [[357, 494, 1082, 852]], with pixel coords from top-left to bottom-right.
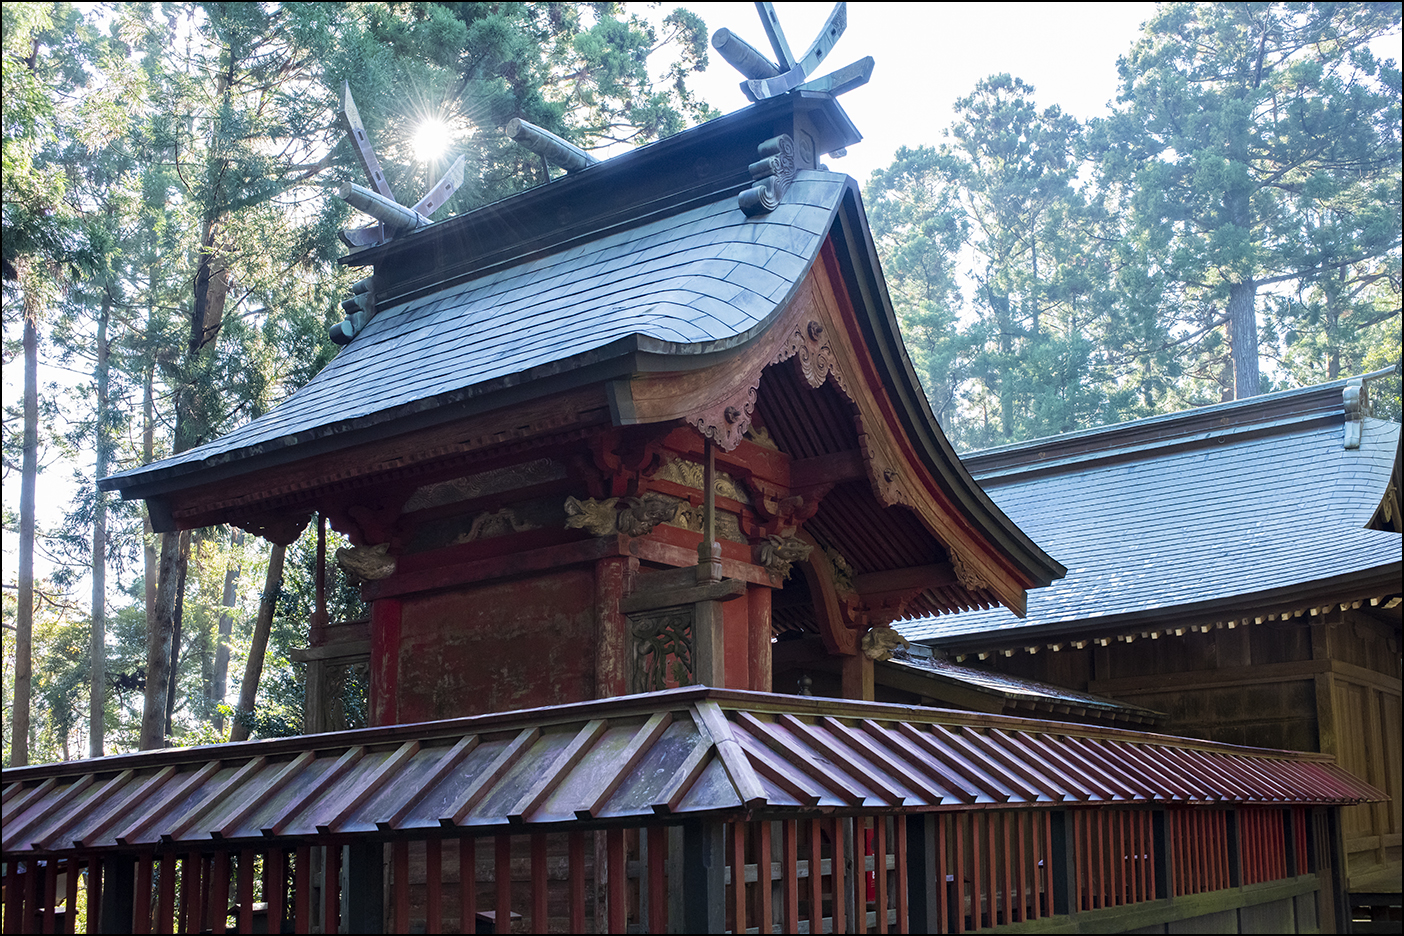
[[395, 570, 599, 722], [963, 604, 1402, 897]]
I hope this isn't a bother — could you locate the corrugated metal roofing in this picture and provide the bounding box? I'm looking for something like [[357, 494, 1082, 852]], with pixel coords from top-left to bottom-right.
[[103, 173, 848, 487], [2, 688, 1380, 858], [900, 387, 1402, 646]]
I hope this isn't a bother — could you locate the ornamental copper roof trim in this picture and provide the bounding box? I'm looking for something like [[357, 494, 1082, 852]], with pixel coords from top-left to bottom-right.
[[2, 688, 1382, 857]]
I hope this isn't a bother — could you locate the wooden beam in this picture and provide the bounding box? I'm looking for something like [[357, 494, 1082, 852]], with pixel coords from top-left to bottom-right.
[[790, 449, 865, 489], [618, 578, 747, 614], [854, 562, 957, 595]]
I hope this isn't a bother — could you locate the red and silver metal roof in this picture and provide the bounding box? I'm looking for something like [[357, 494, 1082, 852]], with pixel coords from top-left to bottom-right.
[[2, 688, 1382, 857]]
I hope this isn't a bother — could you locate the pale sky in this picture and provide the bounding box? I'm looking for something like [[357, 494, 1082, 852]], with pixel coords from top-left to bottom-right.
[[673, 2, 1159, 186]]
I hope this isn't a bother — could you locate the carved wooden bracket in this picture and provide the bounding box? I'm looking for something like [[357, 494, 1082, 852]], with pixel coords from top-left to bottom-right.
[[336, 543, 396, 583], [860, 626, 911, 661], [754, 534, 814, 580], [857, 425, 914, 509], [232, 510, 312, 546], [691, 313, 853, 452], [688, 382, 759, 451], [564, 493, 681, 538], [779, 318, 845, 391], [950, 549, 990, 592], [738, 135, 796, 216], [584, 429, 664, 497]]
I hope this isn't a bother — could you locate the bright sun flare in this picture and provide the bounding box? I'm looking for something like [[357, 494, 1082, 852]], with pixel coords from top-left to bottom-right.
[[412, 119, 450, 162]]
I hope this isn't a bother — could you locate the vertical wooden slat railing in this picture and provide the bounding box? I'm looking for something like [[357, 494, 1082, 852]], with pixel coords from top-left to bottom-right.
[[1239, 806, 1295, 887], [0, 804, 1318, 934], [1070, 808, 1162, 908]]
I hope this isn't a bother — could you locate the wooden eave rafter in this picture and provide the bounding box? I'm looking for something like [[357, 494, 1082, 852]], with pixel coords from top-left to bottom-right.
[[611, 194, 1063, 617], [932, 564, 1404, 657]]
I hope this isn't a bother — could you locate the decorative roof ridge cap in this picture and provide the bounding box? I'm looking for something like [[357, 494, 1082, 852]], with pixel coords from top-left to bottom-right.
[[962, 378, 1377, 481], [339, 92, 859, 271]]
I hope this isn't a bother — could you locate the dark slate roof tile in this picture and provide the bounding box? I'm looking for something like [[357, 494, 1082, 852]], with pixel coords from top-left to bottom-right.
[[762, 251, 812, 283], [106, 172, 847, 483], [687, 292, 761, 330], [898, 412, 1401, 645], [724, 262, 789, 297]]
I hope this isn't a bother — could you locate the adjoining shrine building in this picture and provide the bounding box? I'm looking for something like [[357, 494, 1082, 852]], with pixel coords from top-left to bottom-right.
[[899, 376, 1404, 930], [3, 23, 1387, 934]]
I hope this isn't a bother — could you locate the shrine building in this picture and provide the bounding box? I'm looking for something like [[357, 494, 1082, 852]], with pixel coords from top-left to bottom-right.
[[2, 12, 1388, 933]]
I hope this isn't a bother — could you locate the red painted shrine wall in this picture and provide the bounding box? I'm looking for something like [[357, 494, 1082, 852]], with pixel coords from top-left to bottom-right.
[[391, 569, 598, 722]]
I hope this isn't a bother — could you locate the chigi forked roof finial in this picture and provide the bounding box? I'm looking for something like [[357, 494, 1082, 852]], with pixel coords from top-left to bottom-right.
[[711, 2, 873, 102]]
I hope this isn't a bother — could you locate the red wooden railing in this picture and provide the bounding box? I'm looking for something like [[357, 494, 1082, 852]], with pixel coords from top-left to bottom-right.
[[936, 810, 1053, 932], [1168, 807, 1231, 896], [1239, 806, 1296, 886], [1071, 807, 1156, 910], [0, 805, 1319, 933]]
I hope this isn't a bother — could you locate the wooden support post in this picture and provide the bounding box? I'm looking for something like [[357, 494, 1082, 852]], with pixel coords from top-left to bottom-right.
[[1150, 811, 1169, 903], [607, 828, 626, 933], [682, 818, 726, 934], [693, 599, 726, 687], [647, 824, 668, 935], [236, 850, 255, 936], [531, 834, 548, 934], [323, 845, 342, 936], [155, 858, 175, 936], [2, 860, 22, 936], [808, 819, 824, 936], [694, 440, 725, 688], [424, 838, 441, 934], [345, 842, 385, 934], [1226, 808, 1242, 887], [730, 821, 748, 936], [295, 846, 312, 934], [567, 833, 584, 933], [594, 555, 634, 699], [895, 815, 909, 934], [134, 853, 153, 934], [267, 847, 286, 935], [209, 851, 230, 934], [833, 817, 848, 936], [747, 585, 772, 691], [783, 819, 800, 932], [875, 816, 889, 934], [1048, 811, 1075, 917], [1326, 806, 1350, 936], [495, 835, 512, 935], [756, 820, 773, 935], [99, 856, 134, 936], [42, 857, 59, 935], [460, 839, 477, 936], [369, 597, 402, 726], [176, 853, 195, 935], [841, 652, 874, 701], [84, 856, 101, 936], [391, 841, 409, 934]]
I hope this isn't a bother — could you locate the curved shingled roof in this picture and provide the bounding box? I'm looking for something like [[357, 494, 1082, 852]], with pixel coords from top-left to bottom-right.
[[900, 382, 1403, 649], [103, 172, 848, 487]]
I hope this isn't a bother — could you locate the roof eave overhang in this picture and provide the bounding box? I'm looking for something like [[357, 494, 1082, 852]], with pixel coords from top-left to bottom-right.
[[925, 562, 1404, 654], [823, 184, 1066, 591], [101, 337, 657, 515]]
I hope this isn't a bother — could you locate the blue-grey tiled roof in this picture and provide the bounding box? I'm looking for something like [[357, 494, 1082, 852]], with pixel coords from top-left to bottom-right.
[[899, 398, 1402, 646], [106, 172, 848, 485]]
